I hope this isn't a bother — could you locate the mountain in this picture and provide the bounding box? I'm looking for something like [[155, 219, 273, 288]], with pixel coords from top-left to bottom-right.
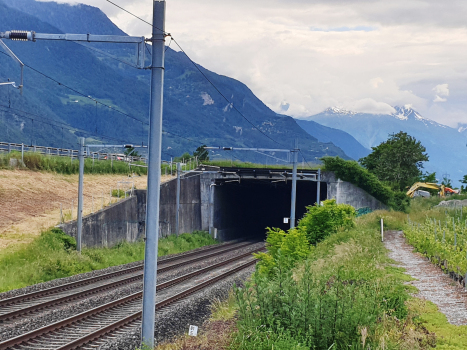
[[0, 0, 349, 163], [294, 119, 370, 160], [305, 106, 467, 186]]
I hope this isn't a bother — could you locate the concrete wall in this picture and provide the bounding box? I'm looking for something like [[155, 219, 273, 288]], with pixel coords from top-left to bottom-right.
[[59, 174, 204, 248], [58, 190, 145, 248], [322, 171, 387, 210], [159, 175, 202, 237]]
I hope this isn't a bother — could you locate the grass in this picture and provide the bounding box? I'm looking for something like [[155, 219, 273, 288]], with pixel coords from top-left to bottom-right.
[[0, 229, 217, 293], [202, 159, 319, 170], [408, 298, 467, 349], [231, 207, 467, 349], [0, 151, 148, 175]]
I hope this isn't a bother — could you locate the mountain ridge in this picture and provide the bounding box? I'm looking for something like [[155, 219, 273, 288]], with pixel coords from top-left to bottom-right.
[[305, 105, 467, 186], [0, 0, 351, 163]]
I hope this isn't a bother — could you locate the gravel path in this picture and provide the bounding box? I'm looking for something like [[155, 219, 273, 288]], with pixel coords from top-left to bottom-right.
[[384, 230, 467, 325]]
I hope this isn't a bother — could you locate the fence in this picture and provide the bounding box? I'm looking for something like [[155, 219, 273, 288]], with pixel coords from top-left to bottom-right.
[[0, 142, 147, 163]]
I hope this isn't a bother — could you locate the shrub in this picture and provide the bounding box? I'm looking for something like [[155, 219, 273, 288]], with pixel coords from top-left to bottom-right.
[[298, 199, 356, 245], [254, 227, 311, 277], [321, 156, 395, 207]]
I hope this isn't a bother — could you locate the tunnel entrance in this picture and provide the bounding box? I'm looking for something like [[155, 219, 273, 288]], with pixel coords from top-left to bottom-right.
[[213, 179, 327, 241]]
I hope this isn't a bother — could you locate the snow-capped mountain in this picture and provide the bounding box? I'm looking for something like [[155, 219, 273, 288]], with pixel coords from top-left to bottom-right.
[[302, 106, 467, 186]]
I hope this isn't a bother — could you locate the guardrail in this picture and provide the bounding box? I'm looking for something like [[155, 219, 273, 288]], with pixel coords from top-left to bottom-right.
[[0, 142, 147, 163]]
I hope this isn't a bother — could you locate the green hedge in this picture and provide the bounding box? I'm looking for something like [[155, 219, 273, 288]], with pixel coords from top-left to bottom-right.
[[321, 156, 409, 212]]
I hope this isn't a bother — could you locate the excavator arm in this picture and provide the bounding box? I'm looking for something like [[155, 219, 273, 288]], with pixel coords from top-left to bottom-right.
[[406, 182, 445, 198]]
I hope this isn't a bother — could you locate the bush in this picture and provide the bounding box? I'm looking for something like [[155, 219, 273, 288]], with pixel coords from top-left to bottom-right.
[[254, 227, 311, 277], [234, 224, 410, 350], [321, 156, 400, 208], [298, 199, 356, 245]]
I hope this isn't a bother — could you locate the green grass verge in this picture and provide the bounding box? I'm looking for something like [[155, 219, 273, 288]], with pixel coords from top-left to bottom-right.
[[0, 229, 216, 293], [231, 208, 467, 349], [0, 151, 148, 175], [202, 160, 318, 170]]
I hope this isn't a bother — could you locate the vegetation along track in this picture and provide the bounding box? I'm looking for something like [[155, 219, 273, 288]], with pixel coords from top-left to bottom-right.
[[0, 241, 257, 324], [0, 243, 262, 349]]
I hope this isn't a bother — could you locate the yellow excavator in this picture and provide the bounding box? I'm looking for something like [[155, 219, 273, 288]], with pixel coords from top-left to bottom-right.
[[406, 182, 445, 198]]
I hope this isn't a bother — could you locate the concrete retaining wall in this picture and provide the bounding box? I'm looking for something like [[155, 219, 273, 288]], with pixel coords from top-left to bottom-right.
[[322, 171, 387, 210], [59, 174, 204, 248], [58, 190, 145, 248]]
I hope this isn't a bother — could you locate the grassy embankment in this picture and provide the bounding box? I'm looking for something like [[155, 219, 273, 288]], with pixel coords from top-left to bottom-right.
[[0, 151, 148, 175], [157, 199, 467, 350], [0, 229, 216, 293]]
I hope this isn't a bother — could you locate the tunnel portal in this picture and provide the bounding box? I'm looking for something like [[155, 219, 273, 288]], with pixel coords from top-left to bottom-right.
[[212, 176, 326, 241]]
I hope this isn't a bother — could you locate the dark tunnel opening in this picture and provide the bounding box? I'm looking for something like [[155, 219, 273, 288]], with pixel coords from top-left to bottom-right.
[[213, 179, 327, 241]]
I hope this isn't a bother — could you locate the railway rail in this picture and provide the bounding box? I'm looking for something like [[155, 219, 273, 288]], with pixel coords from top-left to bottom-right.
[[0, 244, 262, 349], [0, 241, 255, 323]]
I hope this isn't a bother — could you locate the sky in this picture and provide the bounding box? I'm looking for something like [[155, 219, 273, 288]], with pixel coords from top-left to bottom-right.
[[39, 0, 467, 127]]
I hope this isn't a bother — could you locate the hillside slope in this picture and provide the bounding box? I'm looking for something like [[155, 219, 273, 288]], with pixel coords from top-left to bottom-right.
[[295, 119, 370, 160], [0, 0, 349, 163]]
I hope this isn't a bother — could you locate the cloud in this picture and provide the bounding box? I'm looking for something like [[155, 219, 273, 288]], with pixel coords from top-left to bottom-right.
[[432, 84, 449, 103], [343, 98, 396, 115], [37, 0, 467, 125], [433, 95, 447, 103], [433, 83, 449, 96]]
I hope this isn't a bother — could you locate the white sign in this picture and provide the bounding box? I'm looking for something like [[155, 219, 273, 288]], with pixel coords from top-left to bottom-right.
[[188, 325, 198, 337], [283, 217, 289, 224]]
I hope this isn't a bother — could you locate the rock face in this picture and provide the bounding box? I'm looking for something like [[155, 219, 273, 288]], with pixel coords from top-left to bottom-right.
[[0, 0, 349, 163]]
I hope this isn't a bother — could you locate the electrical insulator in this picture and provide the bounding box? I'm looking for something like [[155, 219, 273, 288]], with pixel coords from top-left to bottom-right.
[[10, 31, 29, 41]]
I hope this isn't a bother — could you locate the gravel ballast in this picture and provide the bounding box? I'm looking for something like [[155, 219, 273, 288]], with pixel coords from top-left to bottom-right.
[[0, 241, 263, 344]]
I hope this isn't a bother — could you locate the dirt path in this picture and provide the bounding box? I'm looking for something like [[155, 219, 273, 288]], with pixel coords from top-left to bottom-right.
[[0, 169, 175, 249], [384, 230, 467, 326]]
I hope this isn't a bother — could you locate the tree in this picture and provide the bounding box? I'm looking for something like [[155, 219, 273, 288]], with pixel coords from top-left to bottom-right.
[[174, 152, 191, 163], [359, 131, 429, 191], [460, 175, 467, 185], [193, 145, 209, 161], [124, 146, 139, 157]]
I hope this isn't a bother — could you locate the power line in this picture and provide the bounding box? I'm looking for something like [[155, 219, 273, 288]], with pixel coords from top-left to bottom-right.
[[73, 41, 140, 69], [104, 1, 286, 148], [105, 0, 168, 35], [0, 104, 132, 144], [0, 51, 149, 125], [170, 38, 286, 148], [24, 63, 149, 125]]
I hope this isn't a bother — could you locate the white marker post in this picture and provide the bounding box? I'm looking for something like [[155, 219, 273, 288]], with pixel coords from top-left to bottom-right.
[[380, 218, 384, 242]]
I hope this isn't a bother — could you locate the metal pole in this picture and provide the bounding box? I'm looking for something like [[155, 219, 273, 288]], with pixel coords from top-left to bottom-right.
[[21, 143, 24, 164], [290, 139, 298, 229], [77, 137, 84, 253], [141, 1, 166, 347], [316, 168, 321, 206], [176, 162, 181, 236]]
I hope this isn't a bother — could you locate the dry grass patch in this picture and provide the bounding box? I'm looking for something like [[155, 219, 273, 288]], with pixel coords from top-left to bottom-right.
[[0, 169, 174, 249]]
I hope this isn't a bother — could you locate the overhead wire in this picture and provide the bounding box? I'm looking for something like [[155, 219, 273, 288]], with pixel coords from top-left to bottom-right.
[[73, 41, 140, 69], [0, 50, 211, 149], [104, 1, 287, 149]]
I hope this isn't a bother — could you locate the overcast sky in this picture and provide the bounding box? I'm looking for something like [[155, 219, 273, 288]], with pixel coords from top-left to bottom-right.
[[39, 0, 467, 127]]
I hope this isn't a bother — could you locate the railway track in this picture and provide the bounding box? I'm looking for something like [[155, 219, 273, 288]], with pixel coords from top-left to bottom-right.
[[0, 240, 256, 324], [0, 245, 262, 349]]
